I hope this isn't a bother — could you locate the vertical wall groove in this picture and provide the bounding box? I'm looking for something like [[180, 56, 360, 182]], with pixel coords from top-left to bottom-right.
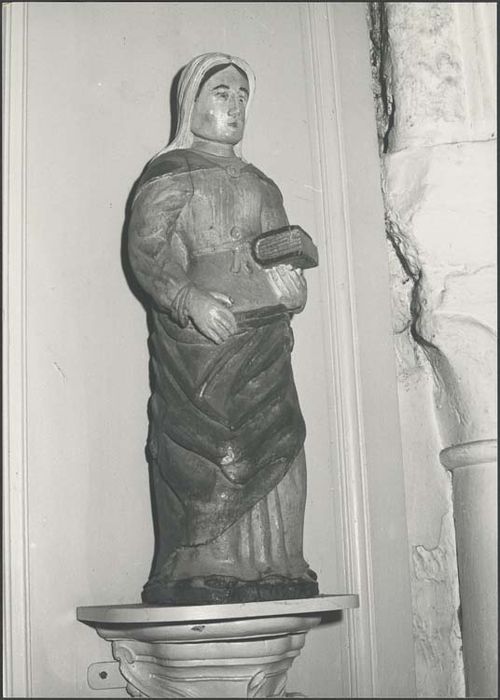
[[2, 2, 32, 695], [300, 3, 417, 696], [324, 10, 380, 695], [299, 3, 382, 696]]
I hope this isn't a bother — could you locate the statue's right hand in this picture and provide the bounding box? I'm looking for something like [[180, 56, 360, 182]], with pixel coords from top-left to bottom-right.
[[186, 287, 237, 344]]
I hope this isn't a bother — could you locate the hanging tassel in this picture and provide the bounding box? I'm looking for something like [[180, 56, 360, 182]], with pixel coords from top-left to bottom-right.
[[231, 246, 242, 273]]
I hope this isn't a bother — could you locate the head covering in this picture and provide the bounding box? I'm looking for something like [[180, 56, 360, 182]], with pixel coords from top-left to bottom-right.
[[153, 52, 256, 161]]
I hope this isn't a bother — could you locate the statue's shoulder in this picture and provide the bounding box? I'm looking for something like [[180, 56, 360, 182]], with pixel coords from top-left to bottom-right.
[[246, 163, 283, 194], [138, 148, 220, 189], [138, 149, 193, 187]]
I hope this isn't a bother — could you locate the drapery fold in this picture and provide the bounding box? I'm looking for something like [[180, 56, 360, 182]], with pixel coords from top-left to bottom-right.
[[147, 310, 306, 551]]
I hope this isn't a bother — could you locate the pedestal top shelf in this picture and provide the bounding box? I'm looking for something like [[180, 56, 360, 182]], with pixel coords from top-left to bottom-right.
[[77, 593, 358, 625]]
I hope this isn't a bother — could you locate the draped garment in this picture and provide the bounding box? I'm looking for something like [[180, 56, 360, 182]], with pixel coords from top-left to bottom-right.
[[128, 148, 310, 591]]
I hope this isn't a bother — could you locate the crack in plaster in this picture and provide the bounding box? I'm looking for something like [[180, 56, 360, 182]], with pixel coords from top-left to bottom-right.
[[52, 361, 67, 383], [384, 216, 443, 359], [368, 1, 395, 154], [368, 6, 470, 695], [383, 148, 467, 700], [384, 215, 475, 439]]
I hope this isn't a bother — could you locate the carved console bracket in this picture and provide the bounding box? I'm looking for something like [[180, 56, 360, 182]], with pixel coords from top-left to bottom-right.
[[77, 594, 358, 698]]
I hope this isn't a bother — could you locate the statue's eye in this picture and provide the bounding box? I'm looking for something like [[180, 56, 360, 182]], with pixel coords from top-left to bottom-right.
[[214, 90, 229, 100]]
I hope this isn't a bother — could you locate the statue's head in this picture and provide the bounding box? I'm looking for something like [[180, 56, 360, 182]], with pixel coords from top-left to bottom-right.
[[190, 63, 249, 146], [157, 52, 256, 159]]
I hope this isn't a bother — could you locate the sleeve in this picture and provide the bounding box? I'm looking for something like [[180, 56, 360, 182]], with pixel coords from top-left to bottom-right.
[[258, 177, 306, 319], [128, 172, 194, 325], [259, 178, 289, 233]]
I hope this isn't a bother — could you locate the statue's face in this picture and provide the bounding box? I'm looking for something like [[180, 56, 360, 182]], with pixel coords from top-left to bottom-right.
[[191, 65, 249, 145]]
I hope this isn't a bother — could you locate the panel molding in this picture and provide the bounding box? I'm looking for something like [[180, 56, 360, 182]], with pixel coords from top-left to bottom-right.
[[2, 2, 32, 696], [299, 6, 376, 696], [300, 3, 417, 697]]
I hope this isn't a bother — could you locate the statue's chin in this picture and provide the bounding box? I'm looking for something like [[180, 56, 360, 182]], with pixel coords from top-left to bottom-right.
[[191, 131, 242, 147]]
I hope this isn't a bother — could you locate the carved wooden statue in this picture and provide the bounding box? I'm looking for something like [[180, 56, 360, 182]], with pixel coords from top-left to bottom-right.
[[128, 52, 319, 605]]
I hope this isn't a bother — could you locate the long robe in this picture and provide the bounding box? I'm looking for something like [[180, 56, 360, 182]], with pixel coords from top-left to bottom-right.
[[128, 147, 317, 603]]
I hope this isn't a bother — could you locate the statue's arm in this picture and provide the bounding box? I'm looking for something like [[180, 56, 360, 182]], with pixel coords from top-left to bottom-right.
[[267, 265, 307, 314], [128, 175, 237, 342], [128, 177, 194, 324], [259, 179, 308, 314]]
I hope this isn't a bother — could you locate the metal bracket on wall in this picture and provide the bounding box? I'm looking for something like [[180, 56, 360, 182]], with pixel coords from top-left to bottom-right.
[[87, 661, 125, 690]]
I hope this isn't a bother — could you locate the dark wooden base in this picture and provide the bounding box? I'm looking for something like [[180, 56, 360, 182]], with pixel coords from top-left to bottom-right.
[[142, 572, 319, 606]]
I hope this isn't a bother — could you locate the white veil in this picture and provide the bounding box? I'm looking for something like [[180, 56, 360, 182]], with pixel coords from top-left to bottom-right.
[[153, 52, 256, 162]]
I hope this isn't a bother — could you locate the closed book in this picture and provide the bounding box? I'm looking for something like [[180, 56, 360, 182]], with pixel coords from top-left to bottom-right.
[[252, 225, 318, 269], [234, 304, 290, 330]]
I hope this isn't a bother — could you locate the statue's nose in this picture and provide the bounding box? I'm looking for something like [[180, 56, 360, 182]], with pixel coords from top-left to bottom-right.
[[227, 96, 241, 116]]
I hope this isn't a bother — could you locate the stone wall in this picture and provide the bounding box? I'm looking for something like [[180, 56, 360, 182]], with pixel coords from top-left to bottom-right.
[[368, 3, 497, 697]]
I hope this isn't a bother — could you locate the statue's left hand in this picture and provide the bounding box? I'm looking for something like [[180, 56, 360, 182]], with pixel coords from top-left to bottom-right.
[[267, 264, 307, 312]]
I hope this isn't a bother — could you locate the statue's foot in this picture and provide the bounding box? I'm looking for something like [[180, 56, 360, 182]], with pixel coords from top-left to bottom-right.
[[254, 573, 318, 602], [141, 572, 319, 606]]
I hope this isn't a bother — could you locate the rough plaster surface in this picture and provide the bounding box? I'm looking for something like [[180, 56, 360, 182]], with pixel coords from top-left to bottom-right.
[[412, 509, 464, 698], [369, 2, 497, 696], [383, 140, 497, 447], [372, 2, 496, 152], [386, 247, 466, 696]]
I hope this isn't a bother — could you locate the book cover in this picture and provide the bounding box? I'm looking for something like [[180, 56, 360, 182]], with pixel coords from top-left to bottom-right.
[[251, 225, 319, 269]]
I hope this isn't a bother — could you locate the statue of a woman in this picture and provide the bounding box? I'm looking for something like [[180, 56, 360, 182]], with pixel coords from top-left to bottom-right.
[[128, 52, 319, 605]]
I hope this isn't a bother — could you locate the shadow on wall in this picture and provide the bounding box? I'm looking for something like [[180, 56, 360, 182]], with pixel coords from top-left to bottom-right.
[[120, 65, 183, 314], [118, 66, 184, 585], [320, 610, 343, 627]]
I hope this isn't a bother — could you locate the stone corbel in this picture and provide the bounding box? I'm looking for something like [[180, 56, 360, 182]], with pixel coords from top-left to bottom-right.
[[77, 595, 358, 698]]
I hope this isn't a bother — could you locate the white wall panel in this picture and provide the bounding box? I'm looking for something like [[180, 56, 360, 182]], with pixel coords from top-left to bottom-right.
[[4, 3, 415, 697]]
